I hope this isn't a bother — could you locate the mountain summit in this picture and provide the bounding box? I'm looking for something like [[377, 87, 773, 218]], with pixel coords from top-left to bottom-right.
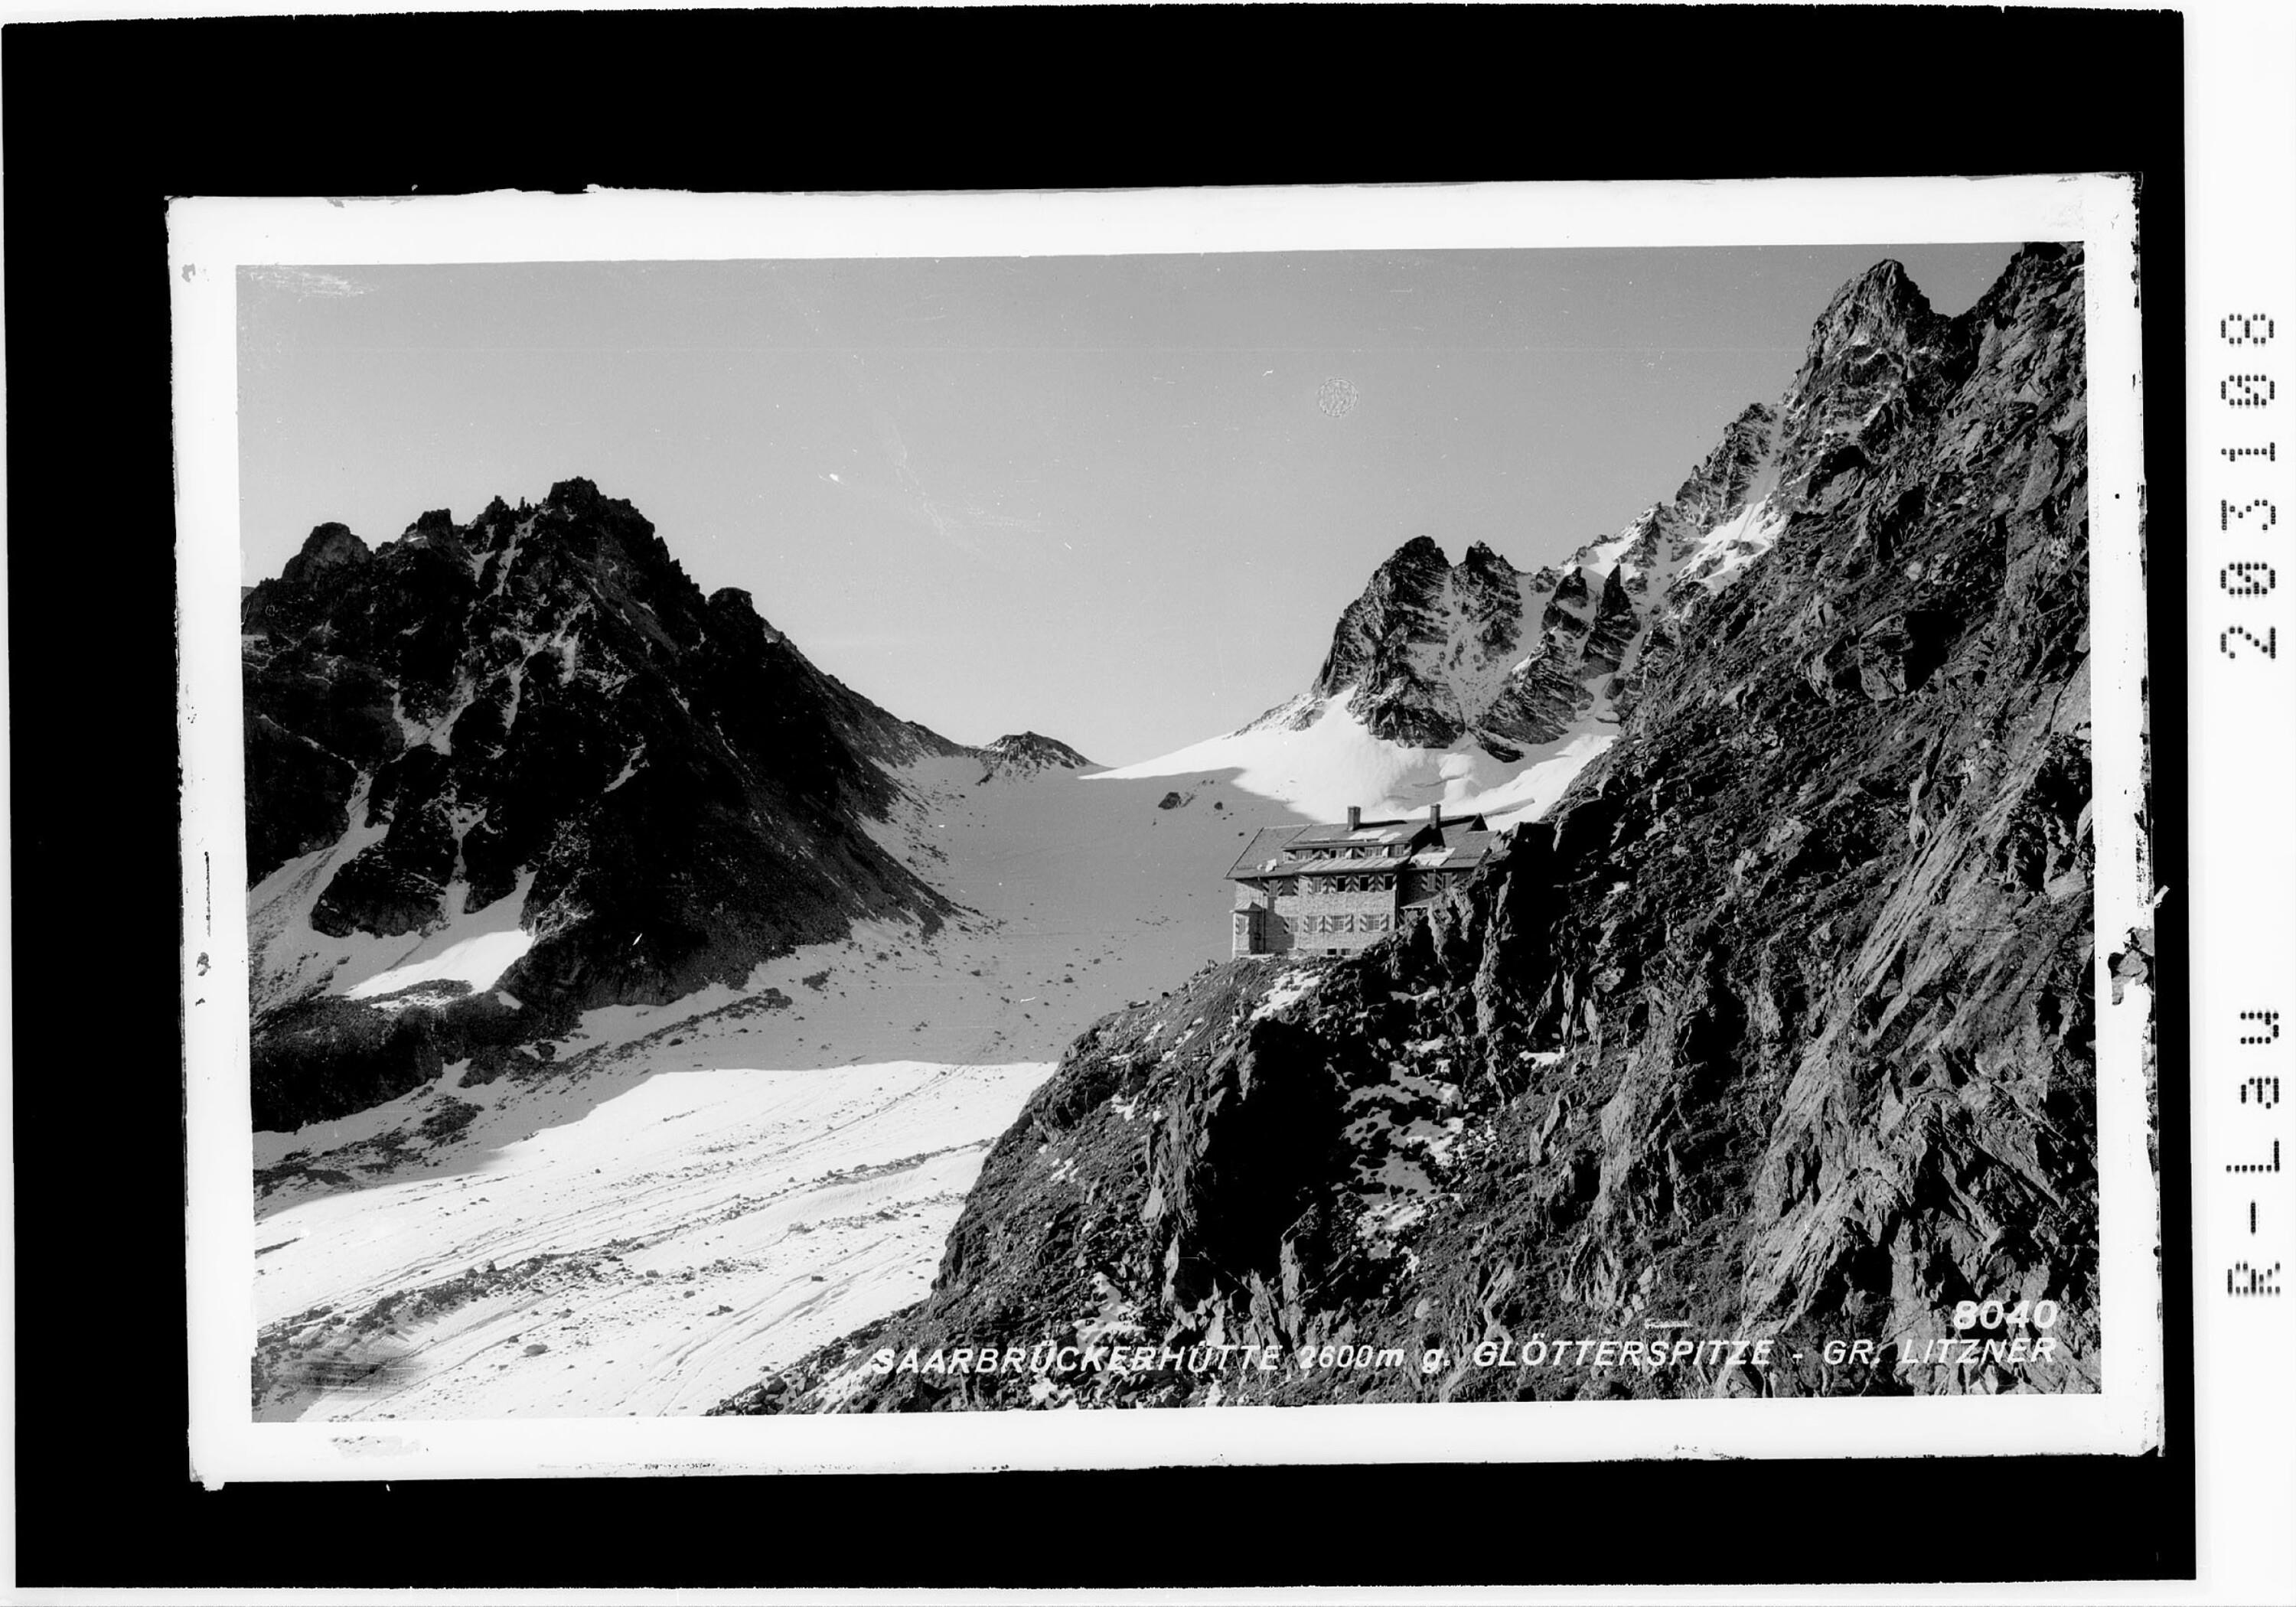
[[1309, 535, 1539, 750], [1094, 387, 1790, 823], [976, 731, 1097, 781], [1316, 394, 1792, 763], [243, 478, 987, 1126]]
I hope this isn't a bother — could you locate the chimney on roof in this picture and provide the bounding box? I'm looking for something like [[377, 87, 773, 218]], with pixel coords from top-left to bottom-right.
[[1427, 803, 1442, 827], [1346, 806, 1362, 830]]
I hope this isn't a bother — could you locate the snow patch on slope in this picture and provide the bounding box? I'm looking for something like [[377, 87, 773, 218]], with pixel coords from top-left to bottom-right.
[[1679, 497, 1787, 595], [1092, 697, 1424, 821], [1437, 730, 1614, 821], [1094, 484, 1784, 831], [1090, 692, 1610, 829], [348, 927, 536, 1001]]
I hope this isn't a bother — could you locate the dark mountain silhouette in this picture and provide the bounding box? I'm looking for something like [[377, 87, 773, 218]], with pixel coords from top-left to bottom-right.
[[243, 478, 996, 1128]]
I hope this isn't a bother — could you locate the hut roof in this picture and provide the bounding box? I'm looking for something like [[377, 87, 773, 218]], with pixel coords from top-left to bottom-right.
[[1228, 817, 1504, 881]]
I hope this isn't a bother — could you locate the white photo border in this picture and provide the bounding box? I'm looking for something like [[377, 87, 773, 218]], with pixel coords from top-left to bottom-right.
[[174, 174, 2157, 1483]]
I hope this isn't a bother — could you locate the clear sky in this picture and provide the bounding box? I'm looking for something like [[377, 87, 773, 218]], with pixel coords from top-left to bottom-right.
[[239, 242, 2017, 764]]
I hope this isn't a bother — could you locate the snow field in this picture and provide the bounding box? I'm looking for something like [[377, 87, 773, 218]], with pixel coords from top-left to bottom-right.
[[254, 1059, 1050, 1420], [250, 759, 1276, 1421]]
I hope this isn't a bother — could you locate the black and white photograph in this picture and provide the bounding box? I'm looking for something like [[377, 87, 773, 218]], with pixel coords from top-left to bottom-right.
[[172, 176, 2160, 1479], [38, 0, 2296, 1592]]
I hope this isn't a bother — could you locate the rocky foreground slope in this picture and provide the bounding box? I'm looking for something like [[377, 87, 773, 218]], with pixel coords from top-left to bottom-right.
[[721, 243, 2104, 1411]]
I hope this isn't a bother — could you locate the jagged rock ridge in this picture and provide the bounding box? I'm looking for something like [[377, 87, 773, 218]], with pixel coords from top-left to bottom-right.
[[722, 245, 2102, 1412], [243, 478, 996, 1128], [1287, 401, 1784, 764], [1311, 536, 1538, 748]]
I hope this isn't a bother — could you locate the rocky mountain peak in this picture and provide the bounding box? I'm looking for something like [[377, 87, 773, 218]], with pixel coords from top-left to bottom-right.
[[706, 586, 788, 645], [1290, 262, 2027, 764], [280, 522, 372, 585], [1458, 538, 1519, 585], [1804, 260, 1950, 372], [1311, 535, 1537, 748], [1671, 402, 1779, 528], [1302, 384, 1796, 759], [1346, 535, 1451, 614], [546, 476, 610, 514], [1835, 256, 1926, 317], [1313, 540, 1445, 693], [1779, 259, 1971, 497], [976, 731, 1096, 781], [243, 484, 964, 1129]]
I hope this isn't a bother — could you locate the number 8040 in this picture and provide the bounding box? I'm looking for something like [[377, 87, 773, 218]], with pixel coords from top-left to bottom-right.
[[1951, 1298, 2061, 1332]]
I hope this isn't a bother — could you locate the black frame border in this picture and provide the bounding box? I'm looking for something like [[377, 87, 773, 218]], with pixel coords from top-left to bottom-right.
[[6, 3, 2190, 1589]]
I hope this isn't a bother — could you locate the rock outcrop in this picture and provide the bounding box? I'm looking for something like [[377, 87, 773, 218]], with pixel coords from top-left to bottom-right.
[[719, 245, 2104, 1413], [1312, 536, 1538, 748], [975, 731, 1097, 782]]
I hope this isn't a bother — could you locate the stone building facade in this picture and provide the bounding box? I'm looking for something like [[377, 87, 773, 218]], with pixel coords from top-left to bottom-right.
[[1226, 804, 1501, 957]]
